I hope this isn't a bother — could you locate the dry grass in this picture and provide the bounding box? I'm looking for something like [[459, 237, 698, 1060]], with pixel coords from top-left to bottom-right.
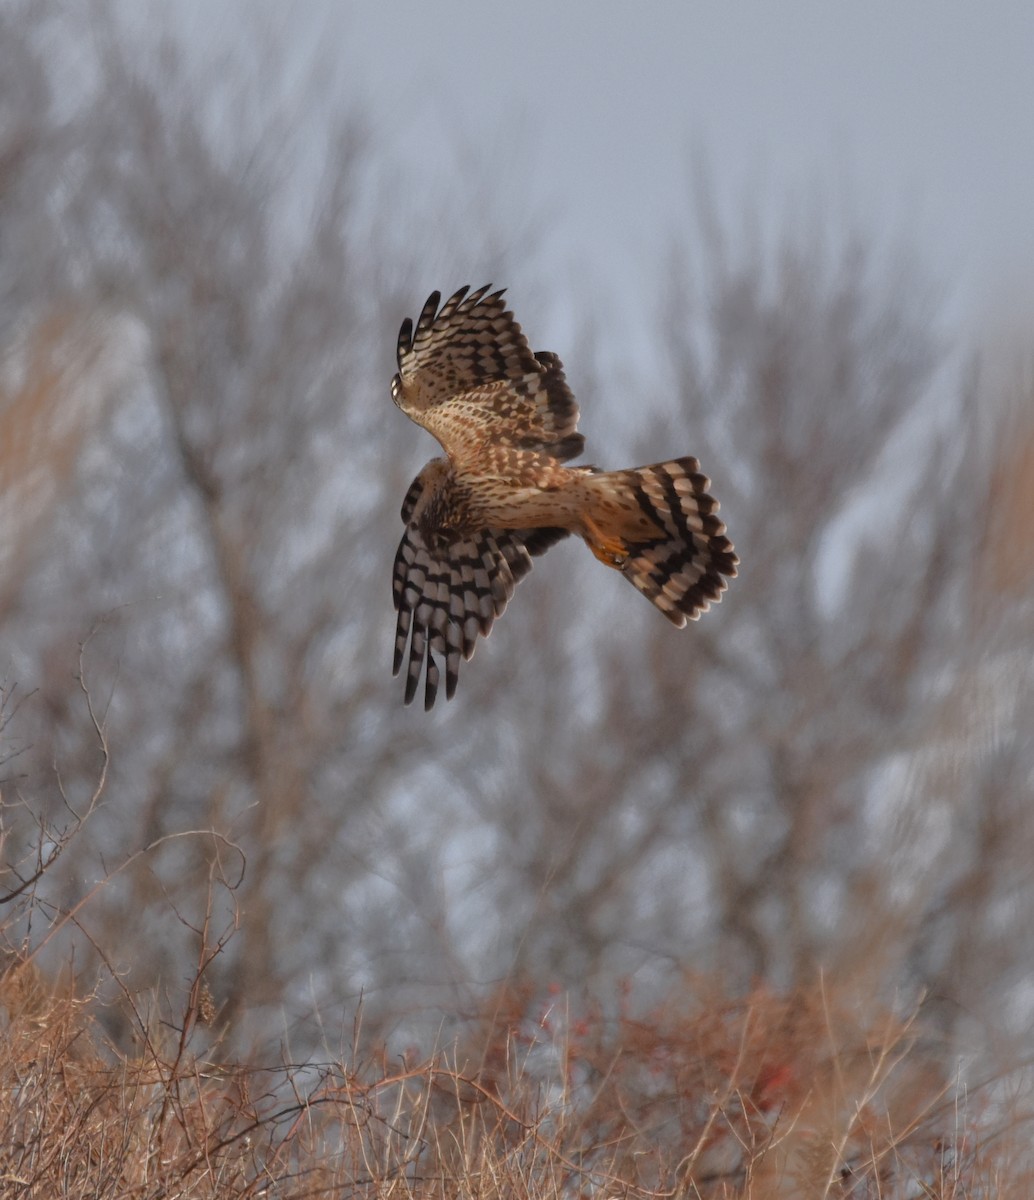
[[0, 956, 1031, 1200], [1, 650, 1030, 1198], [0, 659, 1030, 1198]]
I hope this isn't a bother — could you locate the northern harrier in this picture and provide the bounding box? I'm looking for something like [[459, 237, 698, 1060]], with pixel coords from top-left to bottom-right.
[[391, 285, 737, 709]]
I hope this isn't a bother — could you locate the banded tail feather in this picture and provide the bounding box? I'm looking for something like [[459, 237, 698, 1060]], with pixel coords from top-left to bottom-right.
[[581, 457, 738, 626]]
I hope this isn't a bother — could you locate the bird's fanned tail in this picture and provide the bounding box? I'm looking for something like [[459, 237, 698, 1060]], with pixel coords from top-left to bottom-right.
[[581, 457, 738, 625]]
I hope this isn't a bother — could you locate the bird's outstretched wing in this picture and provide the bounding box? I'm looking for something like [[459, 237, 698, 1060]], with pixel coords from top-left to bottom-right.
[[392, 471, 567, 710], [392, 285, 584, 464]]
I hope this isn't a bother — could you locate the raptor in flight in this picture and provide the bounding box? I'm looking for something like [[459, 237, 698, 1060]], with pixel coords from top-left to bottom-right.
[[391, 285, 737, 709]]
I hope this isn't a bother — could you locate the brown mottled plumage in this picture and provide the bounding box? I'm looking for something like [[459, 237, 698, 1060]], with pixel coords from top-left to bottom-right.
[[391, 285, 737, 709]]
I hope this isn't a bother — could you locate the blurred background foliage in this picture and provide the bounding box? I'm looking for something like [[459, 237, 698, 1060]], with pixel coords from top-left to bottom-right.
[[1, 3, 1032, 1081]]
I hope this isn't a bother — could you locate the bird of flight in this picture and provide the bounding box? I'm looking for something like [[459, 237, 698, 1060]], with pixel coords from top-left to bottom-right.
[[391, 285, 737, 709]]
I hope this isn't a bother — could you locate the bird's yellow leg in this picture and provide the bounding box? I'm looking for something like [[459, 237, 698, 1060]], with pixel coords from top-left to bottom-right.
[[583, 514, 628, 569]]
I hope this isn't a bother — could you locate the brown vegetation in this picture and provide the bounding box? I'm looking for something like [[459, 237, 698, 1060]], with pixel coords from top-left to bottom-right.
[[1, 942, 1031, 1198]]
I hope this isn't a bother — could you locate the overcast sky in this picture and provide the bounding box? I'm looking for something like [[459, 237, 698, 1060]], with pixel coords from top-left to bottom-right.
[[160, 1, 1034, 348]]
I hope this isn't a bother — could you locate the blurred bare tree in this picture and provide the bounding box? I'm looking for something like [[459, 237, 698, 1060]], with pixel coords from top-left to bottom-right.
[[465, 211, 1034, 1063], [2, 2, 1032, 1071], [0, 4, 537, 1044]]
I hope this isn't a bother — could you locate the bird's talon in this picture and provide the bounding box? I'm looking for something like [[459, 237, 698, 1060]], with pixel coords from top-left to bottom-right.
[[590, 538, 628, 569]]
